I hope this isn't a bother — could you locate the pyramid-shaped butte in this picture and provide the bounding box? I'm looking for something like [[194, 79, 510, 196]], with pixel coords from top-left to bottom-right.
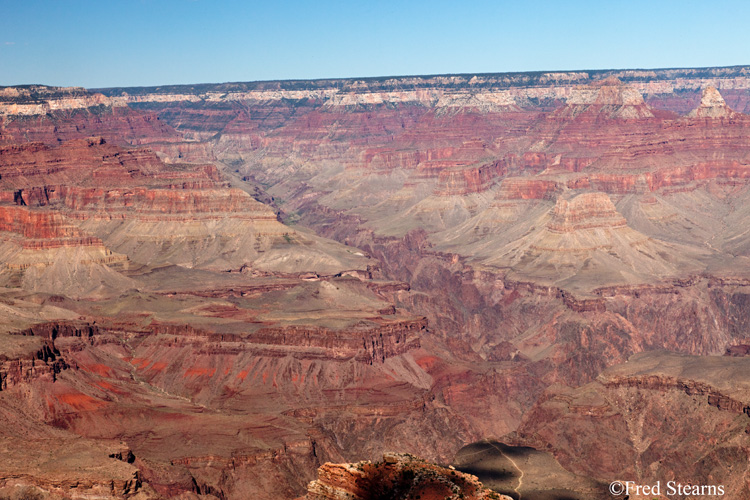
[[688, 86, 736, 118], [484, 192, 706, 290], [559, 77, 654, 120]]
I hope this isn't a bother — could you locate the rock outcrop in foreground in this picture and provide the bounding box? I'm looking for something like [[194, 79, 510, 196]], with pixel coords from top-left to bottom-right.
[[301, 453, 509, 500]]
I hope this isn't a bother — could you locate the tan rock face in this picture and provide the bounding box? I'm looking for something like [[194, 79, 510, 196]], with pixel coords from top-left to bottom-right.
[[549, 192, 626, 232], [0, 88, 123, 117], [557, 78, 655, 120], [566, 77, 645, 106], [700, 86, 727, 107], [688, 86, 736, 118]]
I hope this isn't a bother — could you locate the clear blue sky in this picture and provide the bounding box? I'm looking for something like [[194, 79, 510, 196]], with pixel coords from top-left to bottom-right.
[[2, 0, 749, 88]]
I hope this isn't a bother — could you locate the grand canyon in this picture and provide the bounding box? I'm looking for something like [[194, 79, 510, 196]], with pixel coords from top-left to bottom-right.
[[3, 65, 750, 499]]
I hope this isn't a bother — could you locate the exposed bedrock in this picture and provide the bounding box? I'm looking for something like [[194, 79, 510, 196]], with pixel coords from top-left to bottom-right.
[[0, 321, 102, 390], [300, 453, 508, 500], [506, 351, 750, 498], [0, 312, 511, 499], [0, 86, 179, 147]]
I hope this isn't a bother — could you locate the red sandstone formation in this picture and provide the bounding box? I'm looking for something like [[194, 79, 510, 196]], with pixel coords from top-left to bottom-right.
[[301, 453, 509, 500], [435, 160, 505, 196], [496, 177, 559, 199], [548, 192, 627, 231]]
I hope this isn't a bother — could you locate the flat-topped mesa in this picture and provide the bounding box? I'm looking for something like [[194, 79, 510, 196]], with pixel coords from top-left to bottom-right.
[[592, 76, 646, 105], [560, 77, 655, 120], [687, 86, 737, 118], [435, 160, 505, 195], [548, 192, 627, 232]]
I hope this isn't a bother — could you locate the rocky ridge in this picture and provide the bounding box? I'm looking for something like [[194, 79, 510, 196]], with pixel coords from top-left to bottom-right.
[[301, 453, 509, 500]]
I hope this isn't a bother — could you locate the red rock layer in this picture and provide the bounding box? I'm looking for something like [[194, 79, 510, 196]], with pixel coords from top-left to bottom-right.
[[435, 160, 505, 195], [0, 137, 276, 221], [0, 345, 68, 390], [0, 106, 179, 147], [0, 205, 102, 248], [497, 178, 559, 199]]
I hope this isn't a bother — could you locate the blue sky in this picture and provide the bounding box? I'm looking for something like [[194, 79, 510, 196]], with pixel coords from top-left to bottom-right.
[[2, 0, 749, 88]]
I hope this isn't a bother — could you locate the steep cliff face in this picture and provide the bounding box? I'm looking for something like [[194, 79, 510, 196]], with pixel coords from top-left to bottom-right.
[[0, 86, 121, 115], [0, 85, 179, 147]]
